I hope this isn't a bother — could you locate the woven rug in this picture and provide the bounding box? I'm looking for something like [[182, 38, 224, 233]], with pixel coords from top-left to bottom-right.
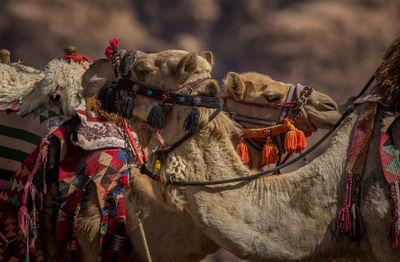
[[337, 102, 378, 241], [379, 110, 400, 246], [0, 99, 67, 189], [0, 122, 139, 261]]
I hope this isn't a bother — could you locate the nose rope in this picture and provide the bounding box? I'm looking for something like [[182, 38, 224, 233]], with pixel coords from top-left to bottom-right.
[[295, 85, 317, 132]]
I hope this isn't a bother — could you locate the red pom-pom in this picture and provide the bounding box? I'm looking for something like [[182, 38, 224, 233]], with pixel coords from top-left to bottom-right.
[[109, 39, 119, 49], [119, 174, 129, 187], [105, 38, 120, 58], [295, 128, 306, 153]]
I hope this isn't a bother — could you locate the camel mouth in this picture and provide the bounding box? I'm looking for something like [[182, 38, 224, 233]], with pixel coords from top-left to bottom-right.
[[303, 106, 341, 129]]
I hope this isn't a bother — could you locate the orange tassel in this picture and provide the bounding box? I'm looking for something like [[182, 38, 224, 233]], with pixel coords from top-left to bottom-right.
[[295, 128, 306, 153], [236, 137, 250, 165], [262, 137, 278, 165], [284, 124, 298, 153]]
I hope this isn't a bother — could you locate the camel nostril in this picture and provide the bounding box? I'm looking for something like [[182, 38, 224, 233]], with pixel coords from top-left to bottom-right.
[[320, 102, 338, 111]]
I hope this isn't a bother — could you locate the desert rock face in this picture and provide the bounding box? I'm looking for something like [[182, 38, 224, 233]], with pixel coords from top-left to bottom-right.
[[1, 0, 399, 101]]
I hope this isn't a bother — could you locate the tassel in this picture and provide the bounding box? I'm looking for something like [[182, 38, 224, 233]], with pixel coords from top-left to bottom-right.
[[183, 107, 200, 133], [236, 137, 250, 165], [295, 128, 306, 153], [120, 95, 135, 118], [147, 103, 165, 128], [284, 124, 298, 153], [262, 137, 278, 165], [97, 81, 117, 113]]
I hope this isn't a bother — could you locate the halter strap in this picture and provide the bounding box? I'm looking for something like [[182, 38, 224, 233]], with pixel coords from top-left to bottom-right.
[[176, 78, 211, 95], [278, 84, 297, 123], [117, 78, 221, 109]]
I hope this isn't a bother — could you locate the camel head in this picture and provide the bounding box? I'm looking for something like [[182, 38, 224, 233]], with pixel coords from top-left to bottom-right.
[[131, 50, 213, 90], [223, 72, 341, 131], [128, 50, 215, 122]]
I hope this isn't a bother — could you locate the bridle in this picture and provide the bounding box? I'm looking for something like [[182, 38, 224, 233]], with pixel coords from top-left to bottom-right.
[[222, 84, 315, 168], [222, 84, 316, 132], [113, 77, 223, 176]]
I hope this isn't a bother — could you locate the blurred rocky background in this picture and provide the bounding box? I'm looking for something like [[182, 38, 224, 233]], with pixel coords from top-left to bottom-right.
[[1, 0, 399, 261]]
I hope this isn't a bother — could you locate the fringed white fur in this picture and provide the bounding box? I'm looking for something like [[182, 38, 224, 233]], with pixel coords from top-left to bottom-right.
[[19, 59, 88, 116], [0, 62, 44, 103]]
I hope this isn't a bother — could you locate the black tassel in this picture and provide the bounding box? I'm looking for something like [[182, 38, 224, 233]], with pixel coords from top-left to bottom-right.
[[97, 81, 117, 113], [147, 103, 165, 128], [120, 95, 135, 118], [183, 107, 200, 133]]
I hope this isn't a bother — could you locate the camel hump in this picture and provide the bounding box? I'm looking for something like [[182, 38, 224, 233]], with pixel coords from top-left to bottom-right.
[[0, 48, 10, 64]]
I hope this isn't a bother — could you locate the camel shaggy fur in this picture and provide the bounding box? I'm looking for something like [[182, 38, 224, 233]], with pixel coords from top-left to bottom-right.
[[19, 59, 89, 116], [0, 62, 43, 103]]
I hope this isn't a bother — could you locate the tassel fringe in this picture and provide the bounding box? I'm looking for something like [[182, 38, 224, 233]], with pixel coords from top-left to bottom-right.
[[120, 95, 135, 119], [295, 128, 306, 153], [262, 137, 278, 166], [183, 107, 200, 133], [147, 103, 165, 128], [236, 138, 250, 165]]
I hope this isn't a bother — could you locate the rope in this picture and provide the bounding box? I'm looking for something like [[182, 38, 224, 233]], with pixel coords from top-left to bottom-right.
[[135, 209, 152, 262], [140, 75, 376, 186]]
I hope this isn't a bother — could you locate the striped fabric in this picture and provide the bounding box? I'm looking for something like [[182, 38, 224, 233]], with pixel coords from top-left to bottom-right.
[[0, 99, 67, 189]]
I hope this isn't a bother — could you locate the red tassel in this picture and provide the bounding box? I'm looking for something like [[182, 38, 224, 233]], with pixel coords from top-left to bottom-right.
[[262, 137, 278, 165], [284, 125, 298, 152], [295, 128, 306, 153], [236, 137, 250, 165]]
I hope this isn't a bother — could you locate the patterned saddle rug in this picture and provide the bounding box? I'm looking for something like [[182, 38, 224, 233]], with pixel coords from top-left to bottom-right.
[[0, 99, 68, 189]]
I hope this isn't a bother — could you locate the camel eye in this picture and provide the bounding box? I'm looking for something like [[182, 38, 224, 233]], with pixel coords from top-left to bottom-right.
[[137, 70, 150, 77], [135, 69, 151, 81], [264, 95, 281, 103]]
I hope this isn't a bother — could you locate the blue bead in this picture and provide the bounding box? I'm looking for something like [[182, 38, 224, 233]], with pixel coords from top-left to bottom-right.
[[147, 90, 152, 95]]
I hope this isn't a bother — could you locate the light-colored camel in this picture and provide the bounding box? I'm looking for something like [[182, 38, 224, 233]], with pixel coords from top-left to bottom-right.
[[112, 54, 399, 261], [80, 50, 350, 261], [223, 71, 340, 168], [76, 50, 220, 262]]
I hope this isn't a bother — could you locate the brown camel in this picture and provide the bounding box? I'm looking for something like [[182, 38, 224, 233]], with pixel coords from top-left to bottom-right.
[[223, 71, 340, 168]]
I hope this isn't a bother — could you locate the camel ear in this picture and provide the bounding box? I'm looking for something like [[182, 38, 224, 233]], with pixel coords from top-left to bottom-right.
[[226, 72, 245, 100], [176, 51, 198, 83], [201, 51, 213, 67]]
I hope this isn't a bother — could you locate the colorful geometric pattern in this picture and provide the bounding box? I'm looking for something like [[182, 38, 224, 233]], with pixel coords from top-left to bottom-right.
[[337, 102, 378, 240], [0, 120, 138, 261], [55, 143, 134, 262], [379, 110, 400, 246], [0, 99, 67, 190]]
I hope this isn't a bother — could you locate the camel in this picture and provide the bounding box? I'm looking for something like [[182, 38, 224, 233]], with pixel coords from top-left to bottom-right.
[[80, 50, 350, 261], [98, 49, 400, 261], [223, 71, 340, 168]]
